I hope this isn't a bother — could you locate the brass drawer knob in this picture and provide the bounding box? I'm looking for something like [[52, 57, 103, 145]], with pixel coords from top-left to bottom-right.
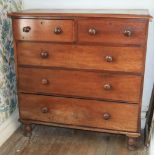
[[42, 78, 49, 85], [54, 27, 62, 34], [41, 107, 49, 113], [105, 56, 113, 62], [40, 51, 49, 59], [88, 28, 97, 35], [124, 30, 132, 37], [23, 26, 31, 33], [104, 84, 112, 90], [103, 113, 111, 120]]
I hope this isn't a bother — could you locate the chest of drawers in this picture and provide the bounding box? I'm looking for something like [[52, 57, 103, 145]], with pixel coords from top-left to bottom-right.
[[9, 9, 151, 150]]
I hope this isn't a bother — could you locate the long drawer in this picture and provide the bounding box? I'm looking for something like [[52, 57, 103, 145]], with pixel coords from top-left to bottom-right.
[[19, 94, 139, 132], [13, 19, 75, 42], [18, 67, 142, 103], [17, 42, 145, 73], [78, 19, 148, 45]]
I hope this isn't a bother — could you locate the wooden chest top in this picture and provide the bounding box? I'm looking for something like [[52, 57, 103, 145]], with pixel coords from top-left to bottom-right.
[[8, 9, 151, 19]]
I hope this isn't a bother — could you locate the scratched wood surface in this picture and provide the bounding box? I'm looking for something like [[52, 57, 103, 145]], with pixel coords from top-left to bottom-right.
[[0, 125, 148, 155]]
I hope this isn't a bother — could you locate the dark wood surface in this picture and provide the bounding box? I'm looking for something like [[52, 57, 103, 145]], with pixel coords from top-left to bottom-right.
[[18, 67, 142, 103], [0, 125, 148, 155], [17, 42, 145, 73]]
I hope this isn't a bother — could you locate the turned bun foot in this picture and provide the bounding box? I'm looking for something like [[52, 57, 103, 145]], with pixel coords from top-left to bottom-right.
[[127, 137, 137, 151], [23, 124, 32, 137]]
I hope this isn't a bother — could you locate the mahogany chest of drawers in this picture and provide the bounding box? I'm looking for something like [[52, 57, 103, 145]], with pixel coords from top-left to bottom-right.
[[9, 9, 151, 150]]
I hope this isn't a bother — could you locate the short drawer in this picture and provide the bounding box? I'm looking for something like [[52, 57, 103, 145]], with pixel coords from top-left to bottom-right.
[[17, 42, 145, 73], [78, 19, 148, 45], [18, 68, 142, 103], [13, 19, 75, 42], [19, 94, 139, 132]]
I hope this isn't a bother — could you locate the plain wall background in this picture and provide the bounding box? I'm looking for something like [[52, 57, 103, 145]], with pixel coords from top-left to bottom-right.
[[23, 0, 154, 129]]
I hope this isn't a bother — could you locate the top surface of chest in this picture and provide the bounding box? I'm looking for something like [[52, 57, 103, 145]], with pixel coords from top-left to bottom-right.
[[8, 9, 151, 18]]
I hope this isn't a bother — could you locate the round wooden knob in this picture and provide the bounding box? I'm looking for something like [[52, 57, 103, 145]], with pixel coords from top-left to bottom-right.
[[105, 56, 113, 62], [40, 51, 49, 59], [88, 28, 97, 35], [41, 107, 49, 113], [103, 113, 111, 120], [54, 27, 62, 34], [41, 78, 49, 85], [124, 30, 132, 37], [104, 84, 112, 90], [23, 26, 31, 33]]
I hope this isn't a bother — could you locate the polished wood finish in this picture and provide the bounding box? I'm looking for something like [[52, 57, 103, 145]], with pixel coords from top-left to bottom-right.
[[9, 9, 151, 150], [19, 94, 139, 132], [13, 19, 75, 42], [18, 67, 142, 103], [78, 19, 148, 45], [17, 42, 145, 73]]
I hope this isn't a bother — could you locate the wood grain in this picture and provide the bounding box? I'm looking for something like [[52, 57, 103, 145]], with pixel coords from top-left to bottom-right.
[[19, 94, 139, 132], [18, 67, 142, 103], [13, 19, 75, 42], [0, 126, 148, 155], [78, 19, 148, 45], [17, 42, 145, 73]]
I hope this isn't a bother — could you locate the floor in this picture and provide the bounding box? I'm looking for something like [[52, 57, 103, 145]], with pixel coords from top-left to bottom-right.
[[0, 125, 148, 155]]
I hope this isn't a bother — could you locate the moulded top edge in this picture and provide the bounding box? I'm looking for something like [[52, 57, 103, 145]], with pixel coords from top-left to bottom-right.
[[8, 9, 152, 19]]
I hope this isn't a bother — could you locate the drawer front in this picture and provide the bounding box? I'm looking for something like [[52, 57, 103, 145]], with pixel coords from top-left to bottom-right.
[[18, 42, 144, 73], [18, 68, 142, 103], [78, 19, 148, 45], [13, 19, 75, 42], [19, 94, 139, 132]]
